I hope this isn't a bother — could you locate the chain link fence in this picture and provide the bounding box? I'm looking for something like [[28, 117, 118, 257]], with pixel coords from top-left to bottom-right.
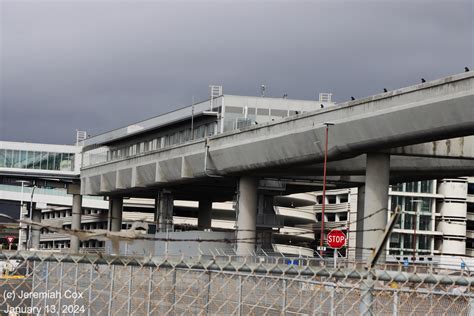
[[0, 251, 473, 315]]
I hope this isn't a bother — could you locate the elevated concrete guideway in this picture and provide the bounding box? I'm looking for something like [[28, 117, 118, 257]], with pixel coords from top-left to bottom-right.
[[82, 72, 474, 197]]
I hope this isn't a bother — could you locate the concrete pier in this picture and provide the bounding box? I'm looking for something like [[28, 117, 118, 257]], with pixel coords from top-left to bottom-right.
[[70, 194, 83, 252], [30, 203, 41, 249], [198, 199, 213, 230], [109, 197, 123, 232], [155, 191, 173, 232], [362, 153, 390, 261], [236, 176, 258, 256], [355, 185, 366, 260]]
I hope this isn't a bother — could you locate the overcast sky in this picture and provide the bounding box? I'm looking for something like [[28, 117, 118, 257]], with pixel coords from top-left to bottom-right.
[[1, 0, 472, 144]]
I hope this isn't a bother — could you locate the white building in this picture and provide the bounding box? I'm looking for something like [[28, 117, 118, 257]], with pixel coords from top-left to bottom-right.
[[313, 177, 474, 268]]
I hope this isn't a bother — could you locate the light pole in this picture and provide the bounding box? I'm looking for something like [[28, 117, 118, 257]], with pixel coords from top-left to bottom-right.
[[16, 180, 30, 250], [410, 199, 422, 262], [27, 185, 37, 249], [320, 123, 334, 258]]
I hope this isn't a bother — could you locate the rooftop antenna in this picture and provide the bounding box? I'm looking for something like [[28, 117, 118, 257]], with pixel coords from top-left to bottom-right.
[[209, 85, 223, 111], [260, 85, 266, 97]]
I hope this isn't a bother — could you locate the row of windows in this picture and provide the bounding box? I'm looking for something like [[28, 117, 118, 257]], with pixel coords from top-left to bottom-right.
[[108, 122, 217, 161], [391, 180, 433, 193], [316, 194, 348, 205], [389, 233, 432, 253], [315, 213, 348, 222], [39, 240, 105, 249], [39, 242, 70, 249], [390, 196, 432, 214], [42, 209, 105, 220], [62, 222, 107, 230], [0, 149, 75, 171]]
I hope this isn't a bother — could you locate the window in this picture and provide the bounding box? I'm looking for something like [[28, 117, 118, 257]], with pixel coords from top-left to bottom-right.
[[420, 198, 431, 214], [420, 180, 432, 193], [403, 234, 413, 249], [405, 181, 419, 193], [389, 233, 401, 248], [391, 183, 403, 191], [13, 150, 20, 168], [327, 196, 336, 204], [404, 214, 414, 230], [419, 215, 431, 231], [0, 149, 5, 167], [418, 235, 430, 250]]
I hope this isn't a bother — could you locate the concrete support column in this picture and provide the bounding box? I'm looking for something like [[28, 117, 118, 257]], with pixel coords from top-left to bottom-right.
[[155, 191, 173, 232], [355, 185, 366, 261], [30, 203, 41, 250], [198, 199, 213, 230], [236, 176, 258, 256], [109, 197, 123, 232], [362, 153, 390, 262], [70, 194, 83, 253]]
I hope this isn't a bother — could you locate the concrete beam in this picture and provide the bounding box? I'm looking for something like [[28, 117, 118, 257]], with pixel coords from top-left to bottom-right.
[[387, 136, 474, 159], [81, 72, 474, 196]]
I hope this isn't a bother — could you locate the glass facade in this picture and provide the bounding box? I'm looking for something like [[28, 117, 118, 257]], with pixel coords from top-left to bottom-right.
[[387, 180, 436, 257], [391, 180, 432, 193], [0, 149, 74, 171], [86, 121, 218, 166]]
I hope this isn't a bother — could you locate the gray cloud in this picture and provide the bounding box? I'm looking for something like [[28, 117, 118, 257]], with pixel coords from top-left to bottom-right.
[[1, 0, 472, 144]]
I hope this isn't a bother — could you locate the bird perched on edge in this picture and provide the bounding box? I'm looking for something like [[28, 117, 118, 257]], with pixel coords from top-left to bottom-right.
[[351, 96, 355, 101], [320, 104, 324, 108], [466, 67, 470, 72], [421, 78, 426, 83], [383, 88, 388, 92]]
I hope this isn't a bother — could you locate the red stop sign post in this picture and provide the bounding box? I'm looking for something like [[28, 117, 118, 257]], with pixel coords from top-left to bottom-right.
[[327, 230, 346, 268], [6, 236, 15, 250]]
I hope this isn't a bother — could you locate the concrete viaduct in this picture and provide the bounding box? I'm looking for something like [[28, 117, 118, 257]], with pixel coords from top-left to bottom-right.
[[79, 72, 474, 258]]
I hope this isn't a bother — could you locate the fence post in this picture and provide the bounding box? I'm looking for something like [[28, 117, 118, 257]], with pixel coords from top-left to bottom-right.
[[74, 263, 79, 305], [238, 275, 243, 316], [127, 266, 132, 315], [44, 261, 49, 310], [172, 269, 177, 314], [30, 260, 36, 311], [88, 265, 93, 316], [147, 267, 152, 315], [282, 279, 287, 315], [58, 262, 63, 310], [330, 284, 335, 316], [359, 273, 374, 316], [393, 291, 398, 316], [108, 265, 115, 316], [469, 294, 474, 316]]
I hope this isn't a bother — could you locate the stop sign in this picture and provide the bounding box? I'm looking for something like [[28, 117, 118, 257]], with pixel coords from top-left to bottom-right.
[[327, 230, 346, 249]]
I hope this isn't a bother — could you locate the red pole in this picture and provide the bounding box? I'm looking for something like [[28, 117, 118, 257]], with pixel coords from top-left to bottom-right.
[[320, 123, 333, 257]]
